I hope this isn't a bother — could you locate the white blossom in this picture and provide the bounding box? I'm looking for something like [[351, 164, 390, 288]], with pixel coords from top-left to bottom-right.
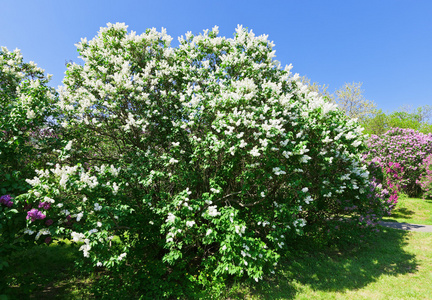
[[94, 203, 102, 211], [166, 213, 176, 223], [186, 220, 196, 227]]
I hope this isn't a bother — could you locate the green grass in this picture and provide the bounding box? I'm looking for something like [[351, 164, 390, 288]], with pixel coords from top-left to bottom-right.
[[382, 196, 432, 225], [227, 229, 432, 299], [2, 240, 94, 299], [2, 198, 432, 299]]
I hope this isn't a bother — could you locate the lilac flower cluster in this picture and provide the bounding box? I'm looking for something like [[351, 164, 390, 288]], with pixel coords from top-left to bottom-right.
[[365, 160, 402, 216], [38, 201, 51, 210], [26, 208, 46, 222], [0, 194, 13, 207], [417, 154, 432, 199], [366, 128, 432, 196]]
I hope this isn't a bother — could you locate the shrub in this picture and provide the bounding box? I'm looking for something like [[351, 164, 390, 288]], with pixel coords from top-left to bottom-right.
[[368, 161, 403, 212], [417, 154, 432, 199], [0, 46, 61, 196], [0, 48, 61, 293], [366, 128, 432, 196], [15, 23, 388, 298]]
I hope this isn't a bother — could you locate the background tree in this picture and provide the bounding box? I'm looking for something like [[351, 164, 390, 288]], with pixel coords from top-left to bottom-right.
[[362, 106, 432, 135], [334, 82, 377, 123]]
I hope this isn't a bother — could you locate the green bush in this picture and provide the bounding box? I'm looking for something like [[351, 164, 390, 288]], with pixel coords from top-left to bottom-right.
[[0, 47, 62, 293], [16, 23, 387, 298]]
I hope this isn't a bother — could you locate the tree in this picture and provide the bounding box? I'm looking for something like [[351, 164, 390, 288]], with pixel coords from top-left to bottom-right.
[[362, 106, 432, 135], [335, 82, 377, 123]]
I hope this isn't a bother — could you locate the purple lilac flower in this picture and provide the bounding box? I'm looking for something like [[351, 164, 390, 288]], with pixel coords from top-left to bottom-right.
[[0, 195, 13, 207], [45, 219, 53, 226], [38, 201, 51, 210], [45, 237, 52, 244], [366, 128, 432, 196], [26, 208, 46, 222]]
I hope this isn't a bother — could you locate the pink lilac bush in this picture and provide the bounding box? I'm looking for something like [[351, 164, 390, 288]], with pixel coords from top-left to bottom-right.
[[366, 128, 432, 196], [417, 154, 432, 199], [366, 161, 402, 215]]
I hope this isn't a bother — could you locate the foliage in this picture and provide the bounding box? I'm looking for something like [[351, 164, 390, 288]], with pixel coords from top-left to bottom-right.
[[0, 47, 60, 196], [362, 106, 432, 135], [417, 154, 432, 199], [4, 217, 431, 299], [6, 23, 389, 298], [0, 47, 62, 292], [366, 127, 432, 196], [301, 79, 379, 125]]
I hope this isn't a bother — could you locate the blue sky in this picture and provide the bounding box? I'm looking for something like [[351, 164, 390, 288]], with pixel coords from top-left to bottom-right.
[[1, 0, 431, 113]]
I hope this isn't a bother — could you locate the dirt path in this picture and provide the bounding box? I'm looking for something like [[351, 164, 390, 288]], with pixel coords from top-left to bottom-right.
[[379, 221, 432, 232]]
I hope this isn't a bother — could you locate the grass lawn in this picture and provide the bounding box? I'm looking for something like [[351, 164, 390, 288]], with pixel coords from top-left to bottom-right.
[[382, 196, 432, 225], [229, 229, 432, 299], [2, 197, 432, 299]]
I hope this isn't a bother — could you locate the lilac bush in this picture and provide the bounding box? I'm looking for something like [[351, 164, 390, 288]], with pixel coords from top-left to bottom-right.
[[417, 154, 432, 199], [366, 128, 432, 196], [0, 46, 61, 196], [367, 161, 403, 215], [8, 23, 391, 297]]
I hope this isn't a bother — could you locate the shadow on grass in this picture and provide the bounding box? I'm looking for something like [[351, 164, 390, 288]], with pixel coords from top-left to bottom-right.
[[387, 207, 415, 220], [241, 227, 418, 299], [2, 242, 89, 299]]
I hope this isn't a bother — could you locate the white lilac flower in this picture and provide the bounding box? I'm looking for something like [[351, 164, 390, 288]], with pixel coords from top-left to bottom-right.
[[71, 231, 85, 243], [112, 182, 119, 195], [304, 196, 313, 204], [186, 220, 196, 227], [169, 158, 179, 164], [94, 203, 102, 211], [250, 147, 260, 157], [210, 188, 220, 194], [26, 110, 35, 119], [76, 212, 84, 222], [166, 213, 176, 223], [206, 229, 213, 236], [207, 205, 220, 217], [352, 140, 362, 147], [272, 167, 286, 176], [302, 187, 308, 193], [64, 140, 73, 151], [44, 196, 55, 203], [24, 228, 35, 235], [300, 155, 311, 163]]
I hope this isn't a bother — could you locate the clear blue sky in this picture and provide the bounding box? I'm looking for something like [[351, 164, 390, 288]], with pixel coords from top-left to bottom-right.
[[1, 0, 431, 113]]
